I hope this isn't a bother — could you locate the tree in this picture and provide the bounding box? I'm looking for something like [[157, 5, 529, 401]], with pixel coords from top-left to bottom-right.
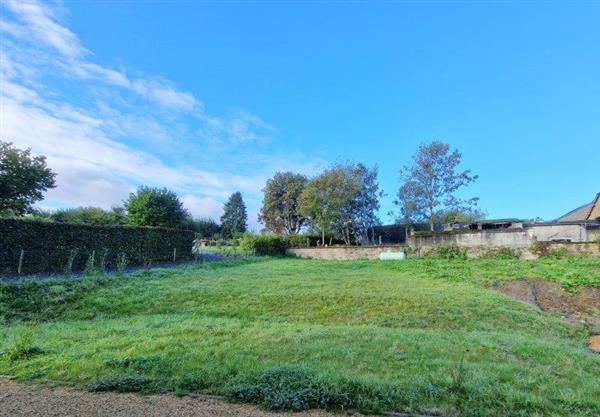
[[299, 163, 381, 245], [220, 192, 247, 238], [183, 216, 221, 237], [346, 163, 383, 244], [0, 141, 56, 215], [395, 141, 478, 231], [51, 206, 127, 226], [259, 171, 308, 234], [124, 186, 187, 228], [435, 207, 486, 224]]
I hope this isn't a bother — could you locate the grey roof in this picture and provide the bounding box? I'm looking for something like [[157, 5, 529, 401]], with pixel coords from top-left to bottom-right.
[[556, 193, 600, 222]]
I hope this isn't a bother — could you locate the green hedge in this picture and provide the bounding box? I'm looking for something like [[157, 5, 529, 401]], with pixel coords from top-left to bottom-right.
[[0, 219, 195, 275], [239, 234, 290, 256]]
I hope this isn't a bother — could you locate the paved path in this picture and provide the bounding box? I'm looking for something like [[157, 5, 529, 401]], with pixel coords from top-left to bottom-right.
[[0, 379, 350, 417]]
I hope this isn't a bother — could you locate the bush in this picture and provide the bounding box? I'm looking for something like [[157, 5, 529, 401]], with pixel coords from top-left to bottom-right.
[[431, 245, 468, 260], [530, 241, 551, 257], [530, 241, 568, 259], [88, 375, 153, 393], [481, 247, 521, 259], [0, 219, 195, 275], [240, 234, 290, 256]]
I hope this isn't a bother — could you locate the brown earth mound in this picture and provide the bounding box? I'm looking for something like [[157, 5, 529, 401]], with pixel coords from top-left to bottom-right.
[[496, 279, 600, 331]]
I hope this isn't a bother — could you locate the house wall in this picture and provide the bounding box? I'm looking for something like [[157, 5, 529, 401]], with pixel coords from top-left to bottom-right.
[[527, 224, 589, 242]]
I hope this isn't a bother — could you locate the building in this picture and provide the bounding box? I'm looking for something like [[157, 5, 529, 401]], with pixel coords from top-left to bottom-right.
[[556, 193, 600, 222], [410, 193, 600, 250]]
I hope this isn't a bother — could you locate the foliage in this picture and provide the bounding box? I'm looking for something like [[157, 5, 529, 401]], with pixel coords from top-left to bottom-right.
[[430, 245, 468, 260], [481, 247, 521, 259], [530, 241, 568, 258], [0, 141, 56, 216], [395, 141, 479, 231], [299, 162, 381, 245], [183, 216, 221, 237], [88, 375, 153, 393], [1, 258, 599, 416], [0, 218, 194, 275], [2, 325, 45, 362], [125, 186, 187, 228], [50, 206, 127, 226], [220, 192, 248, 239], [435, 207, 486, 225], [259, 172, 308, 234], [239, 234, 290, 256]]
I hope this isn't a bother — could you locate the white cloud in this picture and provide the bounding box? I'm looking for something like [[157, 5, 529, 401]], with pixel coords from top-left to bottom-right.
[[0, 0, 325, 223]]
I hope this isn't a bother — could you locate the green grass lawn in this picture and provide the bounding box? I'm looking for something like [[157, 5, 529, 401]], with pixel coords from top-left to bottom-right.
[[1, 257, 600, 416]]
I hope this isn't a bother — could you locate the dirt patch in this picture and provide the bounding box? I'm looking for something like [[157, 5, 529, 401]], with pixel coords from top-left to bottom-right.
[[589, 335, 600, 353], [496, 279, 600, 329], [0, 378, 369, 417]]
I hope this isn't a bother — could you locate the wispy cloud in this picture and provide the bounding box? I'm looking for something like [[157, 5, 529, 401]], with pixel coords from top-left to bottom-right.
[[0, 0, 323, 223]]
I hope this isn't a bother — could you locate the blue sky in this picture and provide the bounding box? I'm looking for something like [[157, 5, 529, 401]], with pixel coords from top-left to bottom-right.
[[1, 1, 599, 228]]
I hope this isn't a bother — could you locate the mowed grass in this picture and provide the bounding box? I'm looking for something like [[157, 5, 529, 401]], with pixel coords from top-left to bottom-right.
[[1, 257, 600, 416]]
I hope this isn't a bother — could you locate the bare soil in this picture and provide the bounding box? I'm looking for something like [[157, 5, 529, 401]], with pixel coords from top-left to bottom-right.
[[495, 279, 600, 331], [0, 378, 359, 417]]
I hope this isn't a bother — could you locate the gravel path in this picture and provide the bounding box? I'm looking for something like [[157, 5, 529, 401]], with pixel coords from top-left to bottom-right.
[[0, 378, 356, 417]]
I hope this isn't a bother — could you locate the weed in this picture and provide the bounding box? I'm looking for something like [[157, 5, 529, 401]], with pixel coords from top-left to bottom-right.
[[3, 325, 45, 362], [431, 245, 468, 260], [88, 374, 153, 393], [116, 253, 128, 275], [84, 251, 98, 276]]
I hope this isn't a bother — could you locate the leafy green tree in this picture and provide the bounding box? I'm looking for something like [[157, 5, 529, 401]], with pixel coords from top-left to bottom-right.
[[220, 192, 248, 238], [183, 216, 221, 236], [125, 186, 187, 228], [299, 165, 360, 245], [395, 141, 478, 231], [259, 171, 308, 234], [340, 163, 383, 244], [51, 206, 127, 225], [0, 141, 56, 215], [435, 207, 486, 224]]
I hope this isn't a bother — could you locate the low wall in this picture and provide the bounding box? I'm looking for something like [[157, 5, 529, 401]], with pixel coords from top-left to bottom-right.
[[288, 241, 599, 260], [408, 229, 533, 250], [288, 245, 407, 260]]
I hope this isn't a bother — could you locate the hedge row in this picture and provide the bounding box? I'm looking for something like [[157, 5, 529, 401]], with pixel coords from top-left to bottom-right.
[[0, 219, 195, 276]]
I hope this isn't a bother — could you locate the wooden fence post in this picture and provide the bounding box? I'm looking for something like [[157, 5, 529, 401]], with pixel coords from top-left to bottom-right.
[[18, 249, 24, 275]]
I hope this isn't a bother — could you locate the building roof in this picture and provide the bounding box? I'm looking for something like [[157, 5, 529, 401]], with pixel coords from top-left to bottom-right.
[[556, 193, 600, 222]]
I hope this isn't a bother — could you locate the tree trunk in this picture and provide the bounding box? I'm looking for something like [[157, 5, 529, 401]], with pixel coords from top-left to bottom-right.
[[322, 227, 325, 246]]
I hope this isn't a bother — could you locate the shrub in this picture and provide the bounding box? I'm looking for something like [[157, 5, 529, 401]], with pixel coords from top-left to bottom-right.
[[530, 241, 551, 257], [240, 234, 290, 256], [431, 245, 468, 260], [530, 241, 568, 259], [0, 219, 194, 275], [88, 375, 153, 393], [481, 247, 521, 259]]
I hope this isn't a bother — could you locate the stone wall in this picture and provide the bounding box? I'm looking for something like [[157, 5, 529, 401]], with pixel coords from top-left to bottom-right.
[[288, 241, 599, 261], [288, 245, 407, 260]]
